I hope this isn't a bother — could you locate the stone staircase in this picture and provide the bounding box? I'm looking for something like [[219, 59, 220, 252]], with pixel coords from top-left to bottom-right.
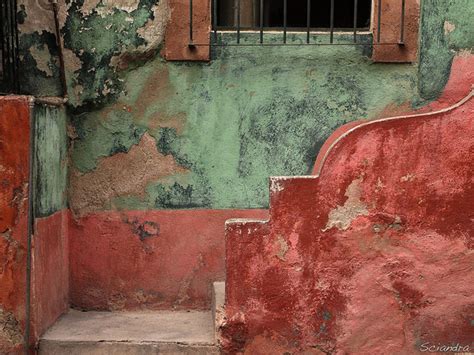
[[39, 283, 225, 354]]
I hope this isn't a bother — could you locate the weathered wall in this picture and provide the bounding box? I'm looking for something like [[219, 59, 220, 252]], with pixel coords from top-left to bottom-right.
[[0, 97, 31, 354], [418, 0, 474, 99], [16, 0, 62, 96], [13, 0, 473, 212], [11, 0, 474, 315], [17, 0, 169, 99], [69, 33, 422, 214], [32, 210, 69, 342], [31, 103, 69, 341], [0, 98, 69, 352], [223, 56, 474, 354], [69, 209, 267, 310]]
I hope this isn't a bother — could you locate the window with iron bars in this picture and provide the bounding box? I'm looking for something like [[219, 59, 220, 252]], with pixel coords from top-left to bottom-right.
[[188, 0, 407, 47], [217, 0, 371, 31], [0, 0, 20, 94]]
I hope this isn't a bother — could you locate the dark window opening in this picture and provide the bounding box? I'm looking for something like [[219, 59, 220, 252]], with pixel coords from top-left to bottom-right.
[[0, 0, 20, 94], [217, 0, 371, 30]]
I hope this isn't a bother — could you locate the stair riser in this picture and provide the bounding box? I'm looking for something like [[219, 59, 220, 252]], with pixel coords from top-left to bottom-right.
[[40, 341, 219, 355]]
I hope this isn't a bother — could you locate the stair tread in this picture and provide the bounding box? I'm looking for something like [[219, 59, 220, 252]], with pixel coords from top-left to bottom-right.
[[41, 309, 216, 345]]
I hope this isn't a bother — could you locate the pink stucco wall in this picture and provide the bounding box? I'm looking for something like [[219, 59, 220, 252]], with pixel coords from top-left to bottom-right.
[[223, 55, 474, 354]]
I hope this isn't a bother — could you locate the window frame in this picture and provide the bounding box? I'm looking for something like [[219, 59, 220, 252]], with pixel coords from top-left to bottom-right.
[[162, 0, 419, 63]]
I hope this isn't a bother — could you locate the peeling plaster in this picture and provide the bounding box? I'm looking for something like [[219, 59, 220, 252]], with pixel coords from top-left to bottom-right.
[[400, 173, 416, 182], [29, 45, 54, 77], [98, 0, 140, 16], [270, 179, 285, 193], [81, 0, 141, 17], [57, 1, 72, 30], [17, 0, 54, 34], [323, 178, 369, 231], [137, 1, 169, 50], [14, 0, 474, 211], [444, 21, 456, 35], [80, 0, 101, 16], [63, 48, 83, 74], [275, 235, 289, 261], [69, 133, 188, 216]]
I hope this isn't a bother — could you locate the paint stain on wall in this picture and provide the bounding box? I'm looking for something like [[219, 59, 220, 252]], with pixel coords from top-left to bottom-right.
[[124, 217, 160, 241]]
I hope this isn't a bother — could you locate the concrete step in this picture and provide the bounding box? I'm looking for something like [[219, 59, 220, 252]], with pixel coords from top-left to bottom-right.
[[39, 309, 219, 354]]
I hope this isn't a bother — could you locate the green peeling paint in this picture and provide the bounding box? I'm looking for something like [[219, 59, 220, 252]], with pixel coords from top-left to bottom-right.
[[16, 0, 474, 211], [71, 33, 420, 209], [34, 104, 68, 217], [63, 0, 160, 108], [15, 3, 62, 96]]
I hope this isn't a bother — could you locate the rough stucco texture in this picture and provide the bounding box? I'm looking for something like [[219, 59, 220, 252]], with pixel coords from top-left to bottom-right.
[[418, 0, 474, 100], [222, 57, 474, 354], [32, 210, 69, 341], [32, 103, 70, 344], [0, 98, 70, 353], [69, 209, 268, 311], [69, 33, 424, 214], [0, 97, 30, 354], [33, 103, 70, 341], [13, 0, 472, 212]]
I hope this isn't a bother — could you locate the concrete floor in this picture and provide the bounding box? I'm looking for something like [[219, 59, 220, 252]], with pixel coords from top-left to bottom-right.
[[39, 309, 219, 354]]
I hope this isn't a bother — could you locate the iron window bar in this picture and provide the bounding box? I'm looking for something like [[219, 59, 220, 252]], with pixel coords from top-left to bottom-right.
[[399, 0, 405, 44], [330, 0, 335, 43], [213, 0, 218, 43], [283, 0, 287, 44], [353, 0, 358, 43], [188, 0, 407, 47], [306, 0, 311, 43], [0, 0, 20, 94], [259, 0, 263, 44], [376, 0, 382, 43], [237, 0, 241, 43]]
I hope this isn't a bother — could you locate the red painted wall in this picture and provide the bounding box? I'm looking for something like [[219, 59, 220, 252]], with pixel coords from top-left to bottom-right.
[[0, 97, 31, 354], [0, 97, 69, 353], [32, 210, 69, 340], [69, 209, 268, 310], [223, 55, 474, 353]]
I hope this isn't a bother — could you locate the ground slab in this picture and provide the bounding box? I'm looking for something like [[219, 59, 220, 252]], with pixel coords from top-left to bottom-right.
[[39, 310, 219, 354]]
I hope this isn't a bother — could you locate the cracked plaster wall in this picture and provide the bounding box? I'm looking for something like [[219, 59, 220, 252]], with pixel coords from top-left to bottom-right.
[[14, 0, 474, 213]]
